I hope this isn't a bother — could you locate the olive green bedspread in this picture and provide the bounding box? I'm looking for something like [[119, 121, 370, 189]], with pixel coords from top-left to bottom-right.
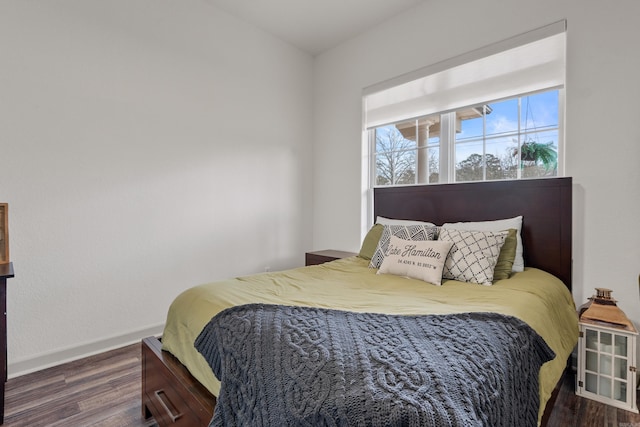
[[161, 256, 578, 422]]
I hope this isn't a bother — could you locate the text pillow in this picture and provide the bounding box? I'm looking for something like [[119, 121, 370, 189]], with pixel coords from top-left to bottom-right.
[[377, 236, 453, 286], [369, 224, 437, 269], [438, 228, 508, 285]]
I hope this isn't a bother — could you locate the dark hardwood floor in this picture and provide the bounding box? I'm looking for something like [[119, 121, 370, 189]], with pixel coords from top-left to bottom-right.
[[546, 372, 640, 427], [3, 343, 640, 426], [4, 344, 157, 427]]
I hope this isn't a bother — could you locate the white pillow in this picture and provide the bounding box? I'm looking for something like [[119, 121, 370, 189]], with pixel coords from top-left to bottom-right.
[[369, 224, 437, 268], [376, 216, 436, 227], [441, 216, 523, 272], [438, 228, 509, 286], [377, 236, 453, 286]]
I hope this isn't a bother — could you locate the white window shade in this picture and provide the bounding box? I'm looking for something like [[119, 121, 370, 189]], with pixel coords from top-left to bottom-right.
[[364, 22, 566, 129]]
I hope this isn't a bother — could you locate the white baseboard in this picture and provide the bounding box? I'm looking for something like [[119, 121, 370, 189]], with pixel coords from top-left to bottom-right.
[[8, 323, 164, 379]]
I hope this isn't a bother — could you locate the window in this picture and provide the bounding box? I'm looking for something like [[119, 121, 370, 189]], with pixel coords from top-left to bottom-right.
[[372, 89, 561, 185], [364, 21, 566, 188]]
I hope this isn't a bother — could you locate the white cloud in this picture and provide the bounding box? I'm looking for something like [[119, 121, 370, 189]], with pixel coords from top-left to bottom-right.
[[488, 115, 517, 134]]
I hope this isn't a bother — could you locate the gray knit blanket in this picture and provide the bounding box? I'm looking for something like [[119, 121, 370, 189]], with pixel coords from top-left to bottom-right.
[[195, 304, 554, 427]]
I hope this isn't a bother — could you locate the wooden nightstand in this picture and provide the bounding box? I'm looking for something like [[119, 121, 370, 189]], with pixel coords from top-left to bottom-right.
[[305, 250, 357, 266]]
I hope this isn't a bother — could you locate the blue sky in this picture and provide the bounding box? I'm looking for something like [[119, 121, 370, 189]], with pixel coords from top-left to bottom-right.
[[375, 89, 560, 175], [454, 90, 559, 162], [459, 90, 558, 139]]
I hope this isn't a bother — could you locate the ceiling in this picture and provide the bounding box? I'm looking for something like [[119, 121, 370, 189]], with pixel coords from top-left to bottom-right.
[[203, 0, 427, 55]]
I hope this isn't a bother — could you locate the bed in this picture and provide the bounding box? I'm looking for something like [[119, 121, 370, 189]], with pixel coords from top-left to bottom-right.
[[142, 177, 578, 427]]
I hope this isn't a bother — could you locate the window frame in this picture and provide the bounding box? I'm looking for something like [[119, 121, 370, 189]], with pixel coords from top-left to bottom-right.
[[368, 87, 565, 189]]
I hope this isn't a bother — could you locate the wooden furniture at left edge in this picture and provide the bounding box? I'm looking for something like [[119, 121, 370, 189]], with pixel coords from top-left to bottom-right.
[[0, 263, 14, 425]]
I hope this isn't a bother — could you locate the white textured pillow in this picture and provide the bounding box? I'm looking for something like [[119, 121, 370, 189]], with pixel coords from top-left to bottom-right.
[[376, 216, 436, 227], [369, 224, 437, 268], [441, 216, 523, 272], [377, 236, 453, 286], [438, 228, 508, 285]]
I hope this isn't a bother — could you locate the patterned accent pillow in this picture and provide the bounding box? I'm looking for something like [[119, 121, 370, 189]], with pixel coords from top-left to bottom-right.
[[441, 216, 523, 272], [377, 236, 453, 286], [369, 224, 437, 268], [438, 228, 509, 285]]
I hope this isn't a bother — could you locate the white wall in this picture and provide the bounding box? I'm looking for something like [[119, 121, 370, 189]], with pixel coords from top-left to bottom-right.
[[0, 0, 314, 376], [3, 0, 638, 379], [313, 0, 640, 338]]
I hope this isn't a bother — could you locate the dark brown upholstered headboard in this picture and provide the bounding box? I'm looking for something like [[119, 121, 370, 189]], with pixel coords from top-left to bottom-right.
[[373, 177, 572, 290]]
